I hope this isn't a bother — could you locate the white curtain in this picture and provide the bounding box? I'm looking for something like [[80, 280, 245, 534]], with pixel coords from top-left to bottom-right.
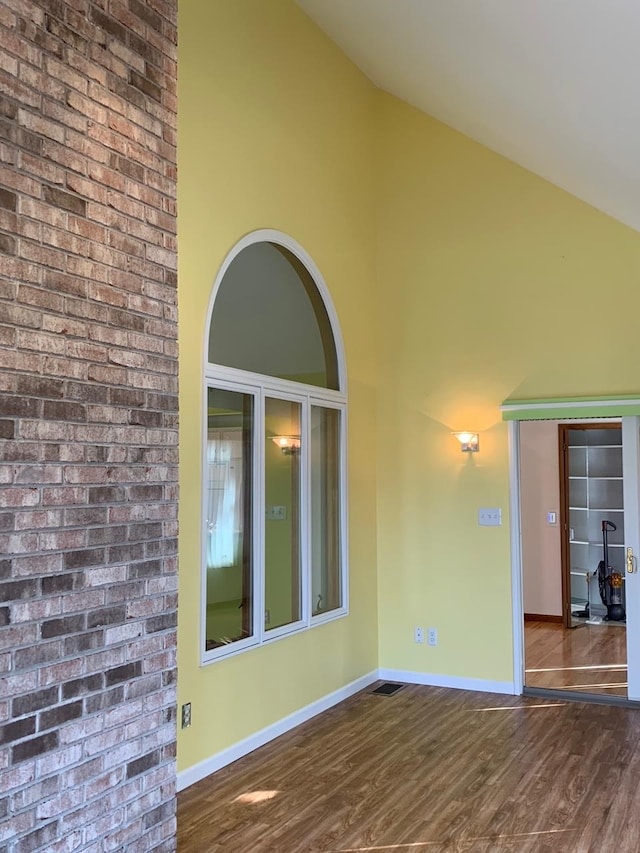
[[207, 433, 242, 568]]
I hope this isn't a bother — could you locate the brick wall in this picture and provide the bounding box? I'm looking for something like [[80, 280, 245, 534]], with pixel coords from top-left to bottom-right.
[[0, 1, 178, 850]]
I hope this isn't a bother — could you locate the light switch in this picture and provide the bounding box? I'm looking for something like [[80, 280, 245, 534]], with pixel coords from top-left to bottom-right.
[[478, 508, 502, 526], [547, 511, 557, 524]]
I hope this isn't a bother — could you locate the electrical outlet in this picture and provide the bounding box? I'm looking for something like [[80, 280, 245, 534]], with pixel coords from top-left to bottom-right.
[[266, 505, 287, 520], [427, 627, 438, 646], [478, 508, 502, 526], [181, 702, 191, 729], [414, 626, 424, 644]]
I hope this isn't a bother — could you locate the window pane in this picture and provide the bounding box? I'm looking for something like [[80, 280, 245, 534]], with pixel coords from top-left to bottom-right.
[[311, 407, 342, 615], [265, 398, 302, 630], [209, 242, 339, 389], [205, 388, 253, 651]]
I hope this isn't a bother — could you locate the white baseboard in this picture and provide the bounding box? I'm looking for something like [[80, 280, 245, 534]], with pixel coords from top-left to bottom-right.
[[177, 667, 517, 791], [176, 669, 379, 792], [378, 668, 516, 696]]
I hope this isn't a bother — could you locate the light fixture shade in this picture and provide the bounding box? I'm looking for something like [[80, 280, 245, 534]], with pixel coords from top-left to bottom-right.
[[453, 431, 479, 452], [271, 435, 301, 454]]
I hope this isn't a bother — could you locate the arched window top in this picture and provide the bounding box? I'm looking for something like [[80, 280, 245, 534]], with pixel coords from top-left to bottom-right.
[[208, 233, 342, 391]]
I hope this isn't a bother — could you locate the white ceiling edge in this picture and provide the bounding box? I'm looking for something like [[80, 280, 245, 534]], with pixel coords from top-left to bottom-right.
[[297, 0, 640, 234]]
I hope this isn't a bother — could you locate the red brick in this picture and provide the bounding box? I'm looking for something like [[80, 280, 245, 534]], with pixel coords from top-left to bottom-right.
[[42, 315, 87, 337], [103, 189, 145, 221], [65, 89, 107, 124], [42, 100, 89, 134], [0, 165, 40, 199], [14, 508, 63, 530], [67, 214, 106, 243], [36, 743, 83, 776], [40, 529, 87, 550], [38, 659, 85, 687], [19, 196, 66, 228], [65, 51, 108, 87], [18, 108, 65, 144], [41, 355, 88, 379], [86, 363, 127, 385], [19, 240, 66, 271], [65, 295, 109, 321], [86, 121, 128, 156], [11, 553, 64, 577], [3, 1, 178, 846], [65, 341, 107, 362], [45, 56, 89, 94], [2, 26, 42, 66], [19, 63, 66, 101], [14, 464, 63, 484], [0, 487, 40, 508], [41, 225, 89, 256], [18, 283, 65, 313], [17, 329, 66, 355], [65, 173, 108, 205], [11, 597, 64, 624], [0, 255, 42, 283]]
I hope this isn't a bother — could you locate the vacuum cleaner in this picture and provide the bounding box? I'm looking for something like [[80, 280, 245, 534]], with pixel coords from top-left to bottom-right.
[[597, 519, 625, 622]]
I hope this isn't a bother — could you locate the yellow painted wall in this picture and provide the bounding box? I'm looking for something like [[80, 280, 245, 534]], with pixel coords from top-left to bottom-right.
[[375, 93, 640, 680], [177, 0, 379, 772], [178, 0, 640, 778]]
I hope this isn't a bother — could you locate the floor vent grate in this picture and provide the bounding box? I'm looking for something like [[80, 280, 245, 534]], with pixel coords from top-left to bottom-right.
[[370, 682, 405, 696]]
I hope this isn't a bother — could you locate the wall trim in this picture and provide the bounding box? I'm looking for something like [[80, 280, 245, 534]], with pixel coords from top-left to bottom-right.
[[176, 670, 379, 792], [501, 396, 640, 421], [508, 420, 525, 695], [177, 667, 516, 792], [378, 668, 516, 696], [524, 613, 563, 623]]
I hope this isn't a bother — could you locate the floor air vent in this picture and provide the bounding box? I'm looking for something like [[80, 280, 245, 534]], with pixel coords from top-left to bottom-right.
[[371, 682, 405, 696]]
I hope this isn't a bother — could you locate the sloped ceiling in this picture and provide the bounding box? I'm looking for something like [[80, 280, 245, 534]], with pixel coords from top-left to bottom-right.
[[297, 0, 640, 233]]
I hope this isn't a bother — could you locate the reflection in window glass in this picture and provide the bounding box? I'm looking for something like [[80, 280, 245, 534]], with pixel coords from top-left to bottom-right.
[[203, 234, 347, 663], [265, 398, 302, 630], [205, 388, 253, 650], [311, 407, 341, 615], [208, 242, 339, 389]]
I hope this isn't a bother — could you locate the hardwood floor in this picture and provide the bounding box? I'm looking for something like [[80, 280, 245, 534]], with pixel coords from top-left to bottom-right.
[[525, 619, 627, 696], [178, 682, 640, 852]]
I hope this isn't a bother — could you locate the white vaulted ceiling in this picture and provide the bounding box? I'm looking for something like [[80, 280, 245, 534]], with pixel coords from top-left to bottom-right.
[[297, 0, 640, 232]]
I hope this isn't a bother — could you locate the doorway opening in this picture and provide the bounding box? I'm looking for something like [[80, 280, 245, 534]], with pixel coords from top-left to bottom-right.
[[512, 415, 639, 702], [559, 423, 625, 631]]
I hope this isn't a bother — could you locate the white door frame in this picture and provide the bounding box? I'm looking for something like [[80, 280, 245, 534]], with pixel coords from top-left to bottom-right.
[[509, 411, 640, 699], [508, 420, 525, 694], [622, 417, 640, 700]]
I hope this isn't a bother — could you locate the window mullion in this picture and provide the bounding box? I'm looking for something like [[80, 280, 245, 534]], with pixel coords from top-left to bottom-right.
[[255, 388, 266, 644], [339, 406, 349, 615], [301, 397, 311, 627]]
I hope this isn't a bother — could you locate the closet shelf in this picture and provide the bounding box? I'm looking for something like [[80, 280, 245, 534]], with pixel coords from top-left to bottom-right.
[[568, 507, 623, 512], [568, 476, 623, 481]]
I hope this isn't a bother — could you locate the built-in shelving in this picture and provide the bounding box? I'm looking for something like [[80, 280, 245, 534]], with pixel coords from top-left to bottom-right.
[[566, 427, 624, 617]]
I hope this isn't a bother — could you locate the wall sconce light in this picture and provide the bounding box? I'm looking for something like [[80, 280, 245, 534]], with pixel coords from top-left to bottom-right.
[[271, 435, 301, 455], [453, 431, 479, 452]]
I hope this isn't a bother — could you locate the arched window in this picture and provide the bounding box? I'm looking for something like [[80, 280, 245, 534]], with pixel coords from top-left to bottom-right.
[[202, 231, 348, 662]]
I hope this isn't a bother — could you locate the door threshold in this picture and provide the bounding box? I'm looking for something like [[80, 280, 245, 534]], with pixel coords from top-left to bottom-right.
[[524, 685, 640, 709]]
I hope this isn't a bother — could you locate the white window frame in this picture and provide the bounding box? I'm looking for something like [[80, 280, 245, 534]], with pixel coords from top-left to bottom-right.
[[262, 387, 308, 643], [201, 230, 348, 665]]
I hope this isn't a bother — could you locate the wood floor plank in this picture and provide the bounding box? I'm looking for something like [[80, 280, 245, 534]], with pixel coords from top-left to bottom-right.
[[178, 683, 640, 851], [525, 620, 627, 695]]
